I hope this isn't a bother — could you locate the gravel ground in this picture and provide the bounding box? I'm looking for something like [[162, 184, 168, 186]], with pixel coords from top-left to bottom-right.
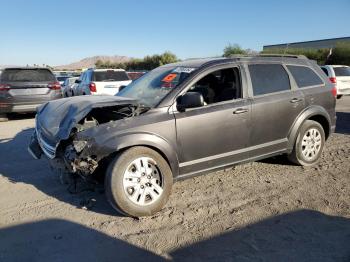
[[0, 97, 349, 261]]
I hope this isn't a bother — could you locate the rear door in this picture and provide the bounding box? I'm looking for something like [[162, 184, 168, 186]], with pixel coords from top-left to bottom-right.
[[286, 64, 327, 108], [248, 63, 305, 158]]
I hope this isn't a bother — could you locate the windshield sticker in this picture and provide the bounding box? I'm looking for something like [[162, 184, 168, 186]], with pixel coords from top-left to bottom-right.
[[173, 67, 196, 74], [162, 73, 178, 83]]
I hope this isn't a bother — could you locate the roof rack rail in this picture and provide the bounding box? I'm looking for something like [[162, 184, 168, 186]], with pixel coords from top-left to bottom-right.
[[228, 54, 307, 59]]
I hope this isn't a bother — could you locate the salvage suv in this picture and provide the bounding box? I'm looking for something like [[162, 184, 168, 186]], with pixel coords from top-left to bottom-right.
[[29, 55, 336, 217]]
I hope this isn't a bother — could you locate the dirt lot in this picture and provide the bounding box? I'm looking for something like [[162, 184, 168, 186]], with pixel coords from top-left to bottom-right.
[[0, 97, 349, 261]]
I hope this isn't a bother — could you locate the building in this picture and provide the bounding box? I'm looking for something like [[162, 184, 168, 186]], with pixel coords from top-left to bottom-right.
[[263, 37, 350, 50]]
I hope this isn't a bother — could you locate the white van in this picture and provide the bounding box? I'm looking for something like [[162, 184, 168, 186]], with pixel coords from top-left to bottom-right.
[[75, 68, 132, 96]]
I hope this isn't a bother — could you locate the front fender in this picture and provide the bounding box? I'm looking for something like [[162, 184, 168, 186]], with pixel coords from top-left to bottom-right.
[[287, 105, 331, 151], [99, 132, 180, 178]]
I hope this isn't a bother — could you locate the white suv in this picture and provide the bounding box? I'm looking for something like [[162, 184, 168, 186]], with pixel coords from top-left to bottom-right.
[[321, 65, 350, 99], [75, 68, 131, 96]]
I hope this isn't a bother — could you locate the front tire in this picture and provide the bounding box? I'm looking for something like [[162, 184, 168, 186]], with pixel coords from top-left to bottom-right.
[[337, 95, 343, 99], [105, 146, 173, 217], [288, 120, 325, 166]]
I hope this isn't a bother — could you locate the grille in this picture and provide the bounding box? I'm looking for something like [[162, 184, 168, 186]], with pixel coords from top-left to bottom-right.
[[36, 127, 57, 159]]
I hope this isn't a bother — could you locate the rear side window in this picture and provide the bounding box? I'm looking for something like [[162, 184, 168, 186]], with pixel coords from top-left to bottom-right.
[[287, 65, 323, 88], [1, 69, 55, 82], [321, 67, 329, 76], [93, 70, 130, 82], [249, 64, 291, 96], [334, 67, 350, 77]]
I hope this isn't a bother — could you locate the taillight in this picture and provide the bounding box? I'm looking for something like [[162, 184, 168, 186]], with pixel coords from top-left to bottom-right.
[[48, 81, 61, 90], [89, 82, 96, 92], [0, 84, 10, 91], [331, 86, 337, 98], [329, 77, 337, 84]]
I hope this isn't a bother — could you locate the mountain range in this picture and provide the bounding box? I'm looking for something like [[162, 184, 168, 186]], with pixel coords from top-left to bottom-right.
[[53, 55, 132, 70]]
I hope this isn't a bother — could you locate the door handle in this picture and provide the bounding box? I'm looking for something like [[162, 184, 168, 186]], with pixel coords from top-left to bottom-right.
[[233, 108, 248, 114], [290, 98, 303, 103]]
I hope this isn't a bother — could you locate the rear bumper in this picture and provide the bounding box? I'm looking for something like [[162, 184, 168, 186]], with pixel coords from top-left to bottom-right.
[[0, 95, 62, 113], [337, 87, 350, 96]]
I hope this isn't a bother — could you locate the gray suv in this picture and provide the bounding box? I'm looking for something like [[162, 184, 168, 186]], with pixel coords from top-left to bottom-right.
[[0, 67, 62, 119], [29, 55, 336, 217]]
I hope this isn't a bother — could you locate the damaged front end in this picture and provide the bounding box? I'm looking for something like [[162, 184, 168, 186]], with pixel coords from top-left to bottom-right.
[[28, 95, 143, 178]]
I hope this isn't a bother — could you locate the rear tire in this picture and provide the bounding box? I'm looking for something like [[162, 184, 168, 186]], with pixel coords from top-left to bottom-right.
[[288, 120, 325, 166], [337, 95, 343, 99], [105, 146, 173, 217]]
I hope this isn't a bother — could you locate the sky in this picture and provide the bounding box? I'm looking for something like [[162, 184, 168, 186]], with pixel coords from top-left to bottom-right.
[[1, 0, 349, 66]]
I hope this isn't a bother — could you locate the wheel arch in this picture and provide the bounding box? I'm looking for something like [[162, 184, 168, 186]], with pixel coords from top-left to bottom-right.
[[101, 133, 180, 178], [287, 106, 331, 151]]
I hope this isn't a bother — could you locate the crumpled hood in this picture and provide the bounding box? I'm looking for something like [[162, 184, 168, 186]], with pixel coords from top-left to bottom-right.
[[36, 95, 138, 143]]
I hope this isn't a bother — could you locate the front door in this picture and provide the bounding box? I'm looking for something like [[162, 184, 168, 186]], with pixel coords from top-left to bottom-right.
[[174, 66, 251, 177]]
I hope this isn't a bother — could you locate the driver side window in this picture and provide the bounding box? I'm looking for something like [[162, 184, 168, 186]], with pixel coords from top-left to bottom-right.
[[188, 67, 241, 105]]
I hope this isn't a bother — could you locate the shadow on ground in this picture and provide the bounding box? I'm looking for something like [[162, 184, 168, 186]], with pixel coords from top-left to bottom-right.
[[171, 210, 350, 261], [0, 210, 349, 261], [0, 219, 162, 262], [0, 127, 117, 216], [7, 112, 36, 121], [335, 112, 350, 135]]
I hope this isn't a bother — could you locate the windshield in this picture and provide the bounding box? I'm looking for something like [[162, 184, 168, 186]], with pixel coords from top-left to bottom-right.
[[118, 66, 195, 107]]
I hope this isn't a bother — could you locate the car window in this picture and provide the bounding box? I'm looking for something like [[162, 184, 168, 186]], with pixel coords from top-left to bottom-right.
[[118, 66, 194, 107], [321, 67, 329, 76], [334, 67, 350, 77], [82, 72, 88, 83], [93, 70, 130, 82], [287, 65, 323, 88], [249, 64, 290, 96], [1, 69, 55, 82], [187, 67, 242, 105]]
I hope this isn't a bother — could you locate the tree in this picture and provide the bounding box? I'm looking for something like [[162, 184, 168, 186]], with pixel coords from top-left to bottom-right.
[[95, 52, 180, 70], [223, 44, 247, 57]]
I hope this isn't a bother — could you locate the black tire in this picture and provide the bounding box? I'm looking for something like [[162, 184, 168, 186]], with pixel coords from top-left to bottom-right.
[[0, 114, 8, 122], [288, 120, 325, 166], [337, 95, 343, 99], [105, 146, 173, 217]]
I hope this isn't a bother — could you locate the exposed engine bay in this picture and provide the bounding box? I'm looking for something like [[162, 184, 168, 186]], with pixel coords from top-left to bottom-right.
[[61, 105, 141, 176], [29, 95, 145, 181]]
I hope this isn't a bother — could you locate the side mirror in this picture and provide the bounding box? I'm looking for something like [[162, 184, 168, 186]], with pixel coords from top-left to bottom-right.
[[176, 92, 204, 112], [75, 79, 81, 84]]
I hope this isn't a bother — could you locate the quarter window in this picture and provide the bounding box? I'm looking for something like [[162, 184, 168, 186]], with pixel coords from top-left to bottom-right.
[[249, 64, 291, 96], [287, 65, 323, 88]]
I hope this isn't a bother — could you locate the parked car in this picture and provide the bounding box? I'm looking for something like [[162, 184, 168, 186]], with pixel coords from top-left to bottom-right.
[[0, 67, 61, 120], [56, 75, 71, 86], [74, 68, 131, 96], [61, 77, 79, 97], [29, 55, 336, 217], [321, 65, 350, 99]]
